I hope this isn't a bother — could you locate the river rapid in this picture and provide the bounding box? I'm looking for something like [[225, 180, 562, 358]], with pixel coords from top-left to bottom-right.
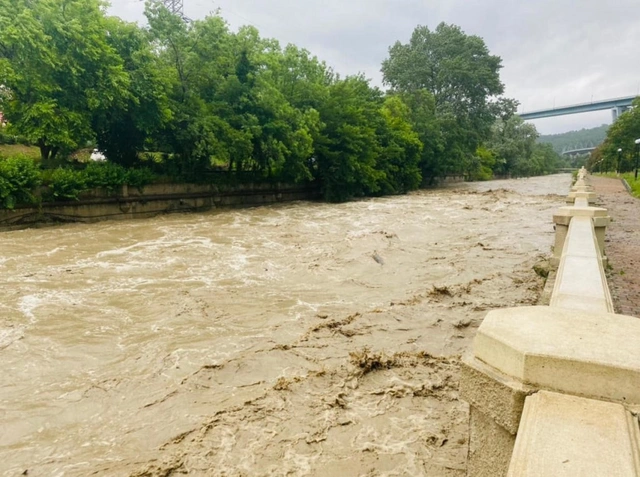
[[0, 174, 571, 476]]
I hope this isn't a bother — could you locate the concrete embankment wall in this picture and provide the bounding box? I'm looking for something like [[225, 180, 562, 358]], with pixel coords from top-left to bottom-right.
[[0, 182, 320, 231], [460, 168, 640, 476]]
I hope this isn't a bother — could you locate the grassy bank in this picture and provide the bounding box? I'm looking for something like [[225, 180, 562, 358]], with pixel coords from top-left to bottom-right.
[[0, 144, 41, 160]]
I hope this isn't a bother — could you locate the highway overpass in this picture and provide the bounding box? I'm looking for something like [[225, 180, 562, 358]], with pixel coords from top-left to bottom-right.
[[519, 96, 636, 121]]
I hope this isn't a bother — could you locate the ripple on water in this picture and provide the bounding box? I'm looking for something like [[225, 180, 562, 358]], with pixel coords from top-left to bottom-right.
[[0, 174, 572, 476]]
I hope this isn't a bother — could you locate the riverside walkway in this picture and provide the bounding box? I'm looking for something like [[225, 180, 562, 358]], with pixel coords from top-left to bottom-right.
[[460, 169, 640, 476], [590, 175, 640, 317]]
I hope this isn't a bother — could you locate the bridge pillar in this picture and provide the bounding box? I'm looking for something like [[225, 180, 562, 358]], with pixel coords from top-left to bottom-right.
[[612, 106, 626, 121]]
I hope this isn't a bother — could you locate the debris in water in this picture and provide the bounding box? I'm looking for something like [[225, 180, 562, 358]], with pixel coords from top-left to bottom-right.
[[453, 318, 472, 329], [372, 251, 385, 265], [429, 285, 452, 297]]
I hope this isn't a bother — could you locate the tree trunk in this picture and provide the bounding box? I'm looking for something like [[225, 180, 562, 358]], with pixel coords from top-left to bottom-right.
[[38, 140, 51, 162]]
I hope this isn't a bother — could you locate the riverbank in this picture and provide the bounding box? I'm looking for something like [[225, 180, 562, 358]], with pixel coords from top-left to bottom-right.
[[0, 182, 321, 231]]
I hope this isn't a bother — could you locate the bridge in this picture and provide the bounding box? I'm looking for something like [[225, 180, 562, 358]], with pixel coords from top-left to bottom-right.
[[562, 146, 596, 156], [519, 95, 636, 121]]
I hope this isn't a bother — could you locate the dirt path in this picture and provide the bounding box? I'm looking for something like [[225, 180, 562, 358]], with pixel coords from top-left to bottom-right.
[[590, 176, 640, 317]]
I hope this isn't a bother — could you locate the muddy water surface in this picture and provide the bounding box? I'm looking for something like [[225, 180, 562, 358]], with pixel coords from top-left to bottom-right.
[[0, 175, 571, 476]]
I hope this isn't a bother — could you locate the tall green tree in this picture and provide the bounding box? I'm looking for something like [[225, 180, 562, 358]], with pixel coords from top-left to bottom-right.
[[376, 96, 423, 194], [600, 97, 640, 173], [382, 23, 503, 113], [314, 76, 385, 201], [395, 90, 444, 183], [381, 23, 504, 178], [92, 17, 172, 167], [486, 115, 538, 176], [0, 0, 129, 162]]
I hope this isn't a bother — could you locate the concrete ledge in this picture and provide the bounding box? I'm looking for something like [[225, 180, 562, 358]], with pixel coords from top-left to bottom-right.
[[574, 197, 590, 207], [551, 206, 610, 268], [508, 391, 640, 477], [0, 184, 320, 231], [461, 357, 535, 477], [474, 306, 640, 404], [468, 406, 517, 477], [551, 216, 613, 313], [566, 191, 597, 205], [461, 355, 535, 435], [553, 205, 609, 219]]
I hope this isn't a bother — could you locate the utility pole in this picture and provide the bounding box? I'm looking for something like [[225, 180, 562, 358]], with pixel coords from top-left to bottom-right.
[[161, 0, 184, 18]]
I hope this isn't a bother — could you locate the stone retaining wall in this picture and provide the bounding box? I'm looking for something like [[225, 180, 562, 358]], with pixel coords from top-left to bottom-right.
[[0, 182, 320, 231], [460, 167, 640, 476]]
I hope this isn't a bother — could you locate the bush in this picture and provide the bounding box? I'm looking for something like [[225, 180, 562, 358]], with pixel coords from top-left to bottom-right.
[[0, 156, 159, 206], [126, 167, 155, 191], [46, 168, 87, 201], [84, 162, 128, 191], [0, 130, 17, 145], [0, 128, 31, 146], [0, 155, 41, 208]]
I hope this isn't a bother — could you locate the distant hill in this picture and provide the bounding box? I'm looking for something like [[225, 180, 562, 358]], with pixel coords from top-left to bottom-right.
[[538, 124, 609, 154]]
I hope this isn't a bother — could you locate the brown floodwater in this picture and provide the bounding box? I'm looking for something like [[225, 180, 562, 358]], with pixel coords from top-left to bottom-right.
[[0, 175, 571, 476]]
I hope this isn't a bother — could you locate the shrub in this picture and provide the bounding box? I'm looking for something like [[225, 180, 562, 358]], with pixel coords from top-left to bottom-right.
[[0, 155, 41, 208], [0, 128, 32, 146], [84, 162, 127, 191], [46, 168, 87, 201], [126, 167, 155, 192]]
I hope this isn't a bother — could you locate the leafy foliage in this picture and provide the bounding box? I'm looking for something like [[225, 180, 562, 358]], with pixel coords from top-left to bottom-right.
[[43, 163, 157, 201], [382, 22, 505, 179], [0, 3, 558, 208], [0, 0, 129, 162], [0, 155, 41, 208], [84, 162, 128, 191], [597, 98, 640, 173], [45, 168, 87, 201]]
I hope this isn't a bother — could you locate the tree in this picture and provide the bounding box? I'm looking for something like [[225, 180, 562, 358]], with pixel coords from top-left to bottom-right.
[[396, 90, 444, 184], [376, 96, 423, 194], [91, 17, 172, 167], [381, 23, 504, 179], [314, 76, 385, 201], [600, 97, 640, 173], [486, 116, 538, 176], [382, 23, 503, 121], [0, 0, 129, 162], [468, 146, 496, 181]]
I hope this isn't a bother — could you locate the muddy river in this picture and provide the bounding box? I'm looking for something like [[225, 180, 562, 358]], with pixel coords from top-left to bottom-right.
[[0, 174, 571, 476]]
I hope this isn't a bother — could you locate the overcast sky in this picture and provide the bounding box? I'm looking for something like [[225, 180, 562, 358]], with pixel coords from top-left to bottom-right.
[[108, 0, 640, 135]]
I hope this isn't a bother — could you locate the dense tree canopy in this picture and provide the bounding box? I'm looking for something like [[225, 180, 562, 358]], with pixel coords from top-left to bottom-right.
[[380, 23, 539, 182], [539, 124, 609, 155], [0, 3, 559, 205], [596, 98, 640, 173], [0, 0, 129, 162]]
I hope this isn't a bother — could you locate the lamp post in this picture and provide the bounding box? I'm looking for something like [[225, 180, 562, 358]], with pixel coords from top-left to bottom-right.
[[617, 148, 622, 175], [635, 139, 640, 180], [592, 159, 604, 173]]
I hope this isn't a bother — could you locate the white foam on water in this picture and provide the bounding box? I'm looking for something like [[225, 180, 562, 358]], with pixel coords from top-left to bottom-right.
[[44, 247, 66, 257], [18, 295, 43, 323], [0, 326, 25, 350], [18, 291, 86, 324]]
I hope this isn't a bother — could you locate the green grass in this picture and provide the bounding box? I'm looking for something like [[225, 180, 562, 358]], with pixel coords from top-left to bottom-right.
[[623, 173, 640, 198], [0, 144, 41, 160]]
